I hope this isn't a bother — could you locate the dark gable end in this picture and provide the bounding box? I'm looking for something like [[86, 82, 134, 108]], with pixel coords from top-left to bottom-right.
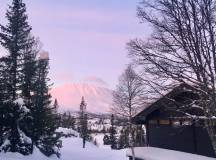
[[133, 83, 202, 124]]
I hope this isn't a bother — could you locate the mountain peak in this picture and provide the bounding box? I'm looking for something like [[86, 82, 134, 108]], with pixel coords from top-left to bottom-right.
[[51, 83, 113, 113]]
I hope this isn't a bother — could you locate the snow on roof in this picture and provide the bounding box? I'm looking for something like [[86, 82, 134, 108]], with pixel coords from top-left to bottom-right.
[[126, 147, 215, 160], [133, 83, 203, 122]]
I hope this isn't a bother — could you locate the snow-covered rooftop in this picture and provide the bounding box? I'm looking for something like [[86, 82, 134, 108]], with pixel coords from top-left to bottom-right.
[[126, 147, 215, 160]]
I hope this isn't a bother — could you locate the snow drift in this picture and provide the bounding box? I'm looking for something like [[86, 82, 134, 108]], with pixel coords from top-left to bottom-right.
[[126, 147, 215, 160]]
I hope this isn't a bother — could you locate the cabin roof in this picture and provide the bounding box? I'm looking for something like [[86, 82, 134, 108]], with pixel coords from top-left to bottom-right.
[[126, 147, 215, 160], [132, 83, 200, 124]]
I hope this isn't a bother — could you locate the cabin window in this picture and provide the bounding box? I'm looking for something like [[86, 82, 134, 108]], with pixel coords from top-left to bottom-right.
[[149, 120, 158, 125], [182, 121, 192, 126], [159, 120, 170, 125], [172, 120, 181, 126]]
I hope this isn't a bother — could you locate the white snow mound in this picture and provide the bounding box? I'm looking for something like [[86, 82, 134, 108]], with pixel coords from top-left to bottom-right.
[[126, 147, 215, 160]]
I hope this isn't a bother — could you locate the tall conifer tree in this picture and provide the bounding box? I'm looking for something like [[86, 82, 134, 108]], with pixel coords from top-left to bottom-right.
[[21, 37, 39, 109], [110, 114, 117, 149], [79, 97, 90, 148], [0, 1, 61, 156], [0, 0, 34, 154], [0, 0, 32, 101], [30, 55, 61, 157], [79, 96, 87, 136]]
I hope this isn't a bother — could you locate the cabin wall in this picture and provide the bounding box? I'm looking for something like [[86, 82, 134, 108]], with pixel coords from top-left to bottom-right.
[[148, 124, 215, 158]]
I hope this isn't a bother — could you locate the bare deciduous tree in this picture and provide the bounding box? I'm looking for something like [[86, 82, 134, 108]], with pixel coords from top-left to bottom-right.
[[128, 0, 216, 152], [112, 65, 146, 160]]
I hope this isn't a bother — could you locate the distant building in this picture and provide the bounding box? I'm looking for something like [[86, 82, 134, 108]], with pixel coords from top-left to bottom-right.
[[131, 84, 216, 159]]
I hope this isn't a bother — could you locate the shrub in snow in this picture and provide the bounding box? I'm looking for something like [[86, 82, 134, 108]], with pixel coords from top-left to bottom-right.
[[36, 134, 62, 158], [56, 127, 79, 138], [103, 135, 111, 145]]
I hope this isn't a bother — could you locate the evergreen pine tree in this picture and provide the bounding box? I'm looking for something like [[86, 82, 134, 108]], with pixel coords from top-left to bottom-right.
[[21, 37, 38, 109], [0, 0, 62, 156], [0, 57, 10, 102], [79, 97, 90, 148], [53, 99, 59, 111], [53, 99, 61, 126], [83, 113, 90, 141], [30, 55, 62, 157], [0, 57, 26, 152], [109, 114, 117, 149], [79, 96, 86, 135], [0, 0, 35, 154], [0, 58, 8, 146], [0, 0, 32, 101]]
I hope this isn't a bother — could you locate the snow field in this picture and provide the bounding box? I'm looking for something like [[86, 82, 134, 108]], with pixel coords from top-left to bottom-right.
[[0, 133, 127, 160]]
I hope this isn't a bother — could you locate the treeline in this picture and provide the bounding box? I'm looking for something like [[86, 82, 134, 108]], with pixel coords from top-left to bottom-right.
[[60, 112, 76, 130], [0, 0, 61, 157], [103, 114, 145, 150]]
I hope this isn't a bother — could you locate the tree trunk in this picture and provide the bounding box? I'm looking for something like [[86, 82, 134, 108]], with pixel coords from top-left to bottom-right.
[[83, 137, 86, 148], [131, 147, 135, 160], [129, 123, 136, 160]]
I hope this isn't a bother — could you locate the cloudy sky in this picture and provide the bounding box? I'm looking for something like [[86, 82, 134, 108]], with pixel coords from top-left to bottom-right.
[[1, 0, 151, 89]]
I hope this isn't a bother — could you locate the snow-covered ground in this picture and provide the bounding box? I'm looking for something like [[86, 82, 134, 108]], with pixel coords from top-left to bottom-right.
[[61, 137, 126, 160], [1, 130, 215, 160], [126, 147, 215, 160], [0, 135, 127, 160]]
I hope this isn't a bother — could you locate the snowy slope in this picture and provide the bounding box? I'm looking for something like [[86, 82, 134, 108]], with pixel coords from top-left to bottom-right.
[[0, 135, 126, 160], [61, 137, 126, 160], [51, 83, 113, 113]]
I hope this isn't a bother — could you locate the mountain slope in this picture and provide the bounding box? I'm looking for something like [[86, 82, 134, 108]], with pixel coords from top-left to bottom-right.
[[51, 83, 113, 113]]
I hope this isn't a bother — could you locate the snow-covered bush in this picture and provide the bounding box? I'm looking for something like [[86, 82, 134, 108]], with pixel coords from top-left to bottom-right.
[[56, 127, 79, 138]]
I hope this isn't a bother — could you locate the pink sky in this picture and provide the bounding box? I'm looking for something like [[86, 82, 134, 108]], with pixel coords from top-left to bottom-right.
[[0, 0, 151, 110]]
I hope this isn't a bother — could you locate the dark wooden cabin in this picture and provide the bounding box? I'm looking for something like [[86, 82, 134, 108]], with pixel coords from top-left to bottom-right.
[[133, 84, 216, 158]]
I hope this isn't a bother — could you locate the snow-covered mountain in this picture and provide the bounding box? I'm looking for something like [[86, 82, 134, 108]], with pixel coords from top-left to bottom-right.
[[51, 83, 113, 113]]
